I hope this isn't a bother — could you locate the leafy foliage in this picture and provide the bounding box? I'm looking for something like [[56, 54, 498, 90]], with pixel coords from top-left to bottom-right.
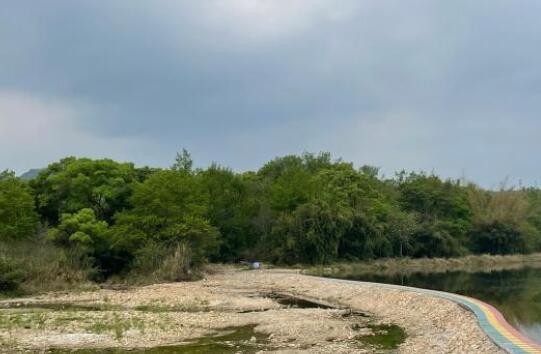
[[30, 157, 141, 224], [199, 165, 258, 261], [3, 151, 541, 292], [0, 255, 26, 291], [48, 208, 109, 247], [468, 187, 537, 254], [0, 170, 38, 239], [110, 170, 219, 276], [171, 148, 193, 173]]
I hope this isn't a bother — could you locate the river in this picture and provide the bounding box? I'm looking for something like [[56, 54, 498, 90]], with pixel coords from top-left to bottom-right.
[[325, 266, 541, 343]]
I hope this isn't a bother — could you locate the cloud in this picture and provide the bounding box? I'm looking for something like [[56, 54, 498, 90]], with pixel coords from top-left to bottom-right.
[[0, 1, 540, 186], [0, 92, 157, 173]]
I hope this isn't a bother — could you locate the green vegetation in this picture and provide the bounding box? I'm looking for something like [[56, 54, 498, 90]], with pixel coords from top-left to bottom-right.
[[0, 237, 94, 294], [357, 324, 406, 350], [85, 313, 146, 340], [2, 151, 541, 294], [134, 298, 210, 313], [51, 325, 270, 354], [0, 170, 38, 240], [306, 253, 541, 278]]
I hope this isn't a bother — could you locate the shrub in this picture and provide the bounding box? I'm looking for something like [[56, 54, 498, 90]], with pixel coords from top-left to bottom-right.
[[0, 256, 26, 292], [0, 237, 95, 294], [470, 221, 529, 255], [126, 241, 197, 283]]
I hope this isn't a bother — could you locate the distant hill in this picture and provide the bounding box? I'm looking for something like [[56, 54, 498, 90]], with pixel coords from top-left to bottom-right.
[[19, 168, 42, 180]]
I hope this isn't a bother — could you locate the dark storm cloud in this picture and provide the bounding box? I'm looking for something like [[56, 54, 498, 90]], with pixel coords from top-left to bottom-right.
[[1, 0, 540, 186]]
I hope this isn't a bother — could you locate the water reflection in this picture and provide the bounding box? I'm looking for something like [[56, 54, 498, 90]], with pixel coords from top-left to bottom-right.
[[328, 267, 541, 342]]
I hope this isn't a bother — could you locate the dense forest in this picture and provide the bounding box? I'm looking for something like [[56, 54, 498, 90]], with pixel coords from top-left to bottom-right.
[[2, 151, 541, 293]]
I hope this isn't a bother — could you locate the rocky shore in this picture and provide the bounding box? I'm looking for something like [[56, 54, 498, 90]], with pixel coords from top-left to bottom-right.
[[0, 269, 503, 353]]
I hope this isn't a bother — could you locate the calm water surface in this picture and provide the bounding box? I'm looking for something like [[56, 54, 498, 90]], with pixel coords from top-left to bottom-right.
[[328, 267, 541, 343]]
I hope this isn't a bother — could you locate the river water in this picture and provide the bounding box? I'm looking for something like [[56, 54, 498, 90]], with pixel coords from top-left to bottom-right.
[[326, 266, 541, 343]]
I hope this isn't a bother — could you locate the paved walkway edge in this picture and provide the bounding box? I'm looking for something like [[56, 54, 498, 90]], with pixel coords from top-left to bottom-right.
[[319, 277, 541, 354]]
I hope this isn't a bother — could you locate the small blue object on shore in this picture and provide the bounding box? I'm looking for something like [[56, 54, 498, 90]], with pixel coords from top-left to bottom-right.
[[251, 261, 261, 269]]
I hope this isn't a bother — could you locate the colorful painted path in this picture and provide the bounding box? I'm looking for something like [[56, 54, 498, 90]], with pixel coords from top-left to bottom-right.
[[326, 277, 541, 354]]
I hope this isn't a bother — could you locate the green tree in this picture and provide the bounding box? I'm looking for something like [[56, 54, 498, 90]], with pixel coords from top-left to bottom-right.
[[48, 208, 109, 247], [111, 170, 219, 273], [30, 157, 141, 224], [47, 208, 110, 277], [0, 170, 38, 239], [171, 148, 193, 173], [397, 173, 472, 257], [470, 221, 528, 255], [526, 188, 541, 250], [199, 165, 258, 261], [398, 173, 471, 223], [258, 155, 316, 213], [267, 165, 393, 263], [468, 187, 537, 254], [386, 210, 418, 257], [329, 167, 395, 260]]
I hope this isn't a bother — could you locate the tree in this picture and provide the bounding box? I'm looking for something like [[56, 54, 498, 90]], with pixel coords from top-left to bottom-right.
[[199, 165, 258, 261], [0, 170, 38, 240], [48, 208, 108, 247], [386, 211, 418, 257], [111, 170, 219, 272], [325, 167, 394, 261], [47, 208, 110, 276], [468, 186, 537, 254], [30, 157, 141, 224], [411, 220, 467, 257], [171, 148, 193, 173], [398, 173, 471, 224], [267, 165, 393, 263], [470, 221, 528, 255], [397, 173, 472, 257]]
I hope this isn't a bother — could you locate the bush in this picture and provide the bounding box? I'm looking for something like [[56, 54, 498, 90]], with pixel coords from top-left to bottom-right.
[[0, 256, 26, 292], [0, 237, 95, 294], [125, 241, 197, 283], [470, 222, 529, 255], [411, 221, 467, 258], [468, 187, 538, 255]]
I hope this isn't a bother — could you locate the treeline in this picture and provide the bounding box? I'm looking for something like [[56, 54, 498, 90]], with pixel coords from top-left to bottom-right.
[[1, 151, 541, 292]]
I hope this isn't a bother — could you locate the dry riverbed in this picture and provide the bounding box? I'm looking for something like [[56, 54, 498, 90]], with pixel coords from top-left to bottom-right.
[[0, 269, 503, 353]]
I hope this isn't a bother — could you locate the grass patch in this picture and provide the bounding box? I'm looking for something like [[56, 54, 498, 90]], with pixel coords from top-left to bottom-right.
[[134, 299, 209, 313], [357, 324, 406, 350], [85, 313, 145, 340], [0, 311, 48, 331], [0, 302, 122, 312]]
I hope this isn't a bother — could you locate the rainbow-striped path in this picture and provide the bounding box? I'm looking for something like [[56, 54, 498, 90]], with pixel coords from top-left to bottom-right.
[[324, 278, 541, 354]]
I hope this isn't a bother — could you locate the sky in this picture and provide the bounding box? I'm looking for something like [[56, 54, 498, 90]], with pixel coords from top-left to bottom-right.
[[1, 0, 540, 187]]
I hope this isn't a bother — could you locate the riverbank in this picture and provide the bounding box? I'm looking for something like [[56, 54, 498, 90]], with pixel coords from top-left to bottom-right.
[[0, 269, 503, 353], [305, 253, 541, 278]]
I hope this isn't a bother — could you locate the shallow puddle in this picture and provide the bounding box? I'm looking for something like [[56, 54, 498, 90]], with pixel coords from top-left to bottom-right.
[[357, 324, 406, 350], [341, 309, 370, 319], [48, 325, 270, 354], [0, 302, 120, 312], [267, 293, 334, 309]]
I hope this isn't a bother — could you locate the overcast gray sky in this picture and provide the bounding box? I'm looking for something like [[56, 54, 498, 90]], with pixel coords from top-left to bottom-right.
[[1, 1, 540, 187]]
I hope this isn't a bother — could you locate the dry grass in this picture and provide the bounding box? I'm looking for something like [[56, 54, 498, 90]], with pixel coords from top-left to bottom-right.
[[467, 185, 533, 225], [0, 237, 95, 296], [305, 253, 541, 277]]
